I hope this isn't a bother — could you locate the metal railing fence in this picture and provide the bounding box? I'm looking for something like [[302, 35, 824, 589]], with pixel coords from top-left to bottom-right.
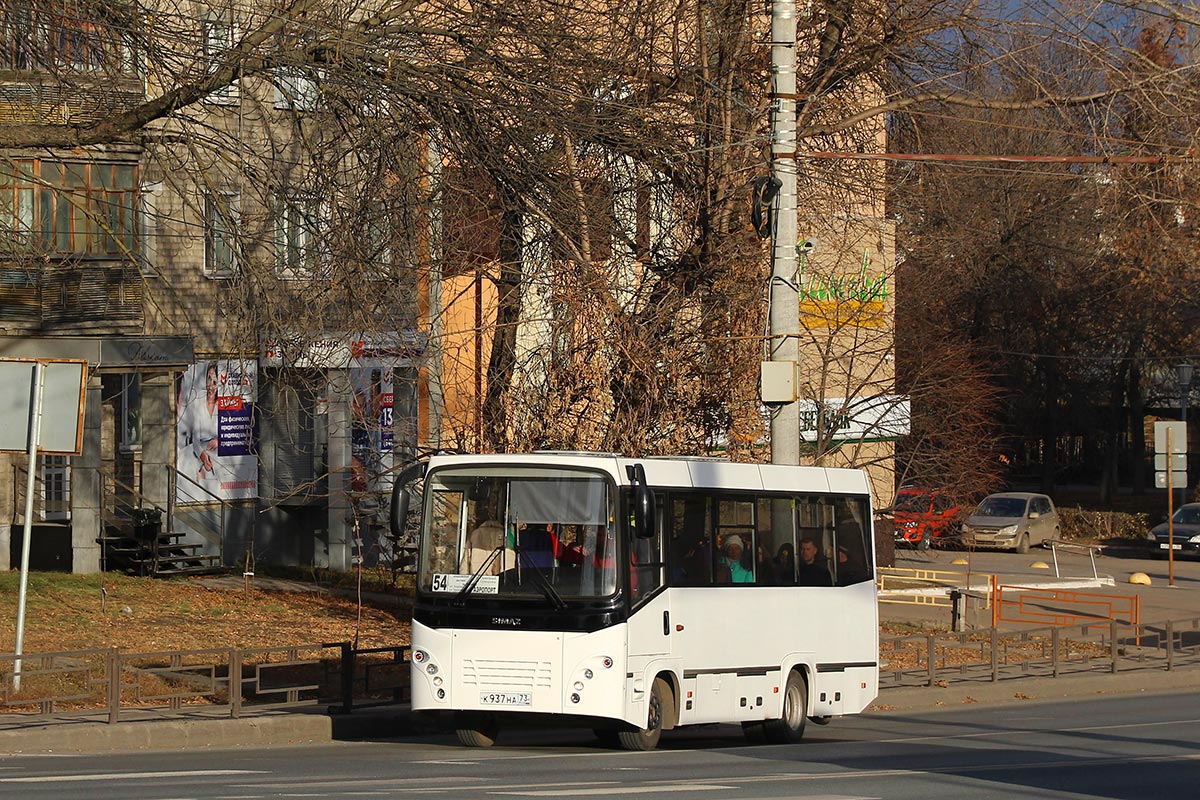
[[0, 641, 410, 727], [880, 615, 1200, 688]]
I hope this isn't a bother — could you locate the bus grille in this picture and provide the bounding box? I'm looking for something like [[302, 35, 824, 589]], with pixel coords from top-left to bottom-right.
[[460, 659, 554, 689]]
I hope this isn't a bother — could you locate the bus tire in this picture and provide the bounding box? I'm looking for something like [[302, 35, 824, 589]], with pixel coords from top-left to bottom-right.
[[456, 722, 499, 748], [593, 728, 621, 748], [763, 671, 807, 745], [618, 678, 667, 751]]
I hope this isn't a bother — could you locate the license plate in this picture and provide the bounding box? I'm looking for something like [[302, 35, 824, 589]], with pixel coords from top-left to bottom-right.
[[480, 692, 531, 706], [1160, 543, 1183, 550]]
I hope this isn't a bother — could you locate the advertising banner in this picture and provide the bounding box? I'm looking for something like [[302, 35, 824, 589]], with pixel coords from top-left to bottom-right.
[[350, 367, 395, 493], [176, 359, 258, 501]]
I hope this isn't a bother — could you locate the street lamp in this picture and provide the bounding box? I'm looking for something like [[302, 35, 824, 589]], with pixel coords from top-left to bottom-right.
[[1177, 362, 1194, 510]]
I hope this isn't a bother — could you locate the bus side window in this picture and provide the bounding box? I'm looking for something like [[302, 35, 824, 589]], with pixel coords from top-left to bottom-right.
[[667, 494, 712, 586], [756, 497, 795, 585], [834, 497, 873, 586], [715, 496, 754, 584]]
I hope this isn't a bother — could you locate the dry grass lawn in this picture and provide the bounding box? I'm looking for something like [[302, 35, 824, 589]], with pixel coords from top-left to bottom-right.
[[0, 570, 412, 656]]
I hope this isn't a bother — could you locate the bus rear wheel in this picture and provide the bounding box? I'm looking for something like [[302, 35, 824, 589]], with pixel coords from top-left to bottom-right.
[[763, 671, 807, 744], [618, 678, 667, 751]]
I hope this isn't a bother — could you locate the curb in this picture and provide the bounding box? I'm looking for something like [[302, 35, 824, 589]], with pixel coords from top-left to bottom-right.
[[0, 711, 332, 754]]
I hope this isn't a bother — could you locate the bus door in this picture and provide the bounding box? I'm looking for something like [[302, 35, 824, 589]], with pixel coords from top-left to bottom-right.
[[627, 506, 669, 660]]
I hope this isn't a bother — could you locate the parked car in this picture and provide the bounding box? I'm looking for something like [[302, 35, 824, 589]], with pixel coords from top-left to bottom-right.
[[1149, 503, 1200, 558], [891, 487, 961, 550], [960, 492, 1060, 553]]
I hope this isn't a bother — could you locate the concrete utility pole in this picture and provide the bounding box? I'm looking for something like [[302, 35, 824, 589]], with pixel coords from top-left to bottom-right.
[[769, 0, 801, 466]]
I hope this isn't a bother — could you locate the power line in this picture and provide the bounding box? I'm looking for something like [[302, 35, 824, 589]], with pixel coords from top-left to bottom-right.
[[798, 151, 1194, 165]]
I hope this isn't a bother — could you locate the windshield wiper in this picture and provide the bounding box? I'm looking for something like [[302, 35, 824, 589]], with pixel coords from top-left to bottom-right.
[[515, 548, 566, 611], [453, 546, 505, 605]]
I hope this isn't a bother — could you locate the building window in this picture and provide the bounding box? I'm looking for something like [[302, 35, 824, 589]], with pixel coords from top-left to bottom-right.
[[1, 3, 134, 72], [0, 159, 138, 257], [274, 194, 324, 279], [40, 455, 71, 521], [204, 192, 238, 277], [201, 13, 238, 105], [274, 68, 320, 111], [138, 181, 162, 276]]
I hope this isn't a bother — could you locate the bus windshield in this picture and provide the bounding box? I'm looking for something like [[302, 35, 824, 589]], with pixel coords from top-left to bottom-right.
[[418, 466, 619, 602]]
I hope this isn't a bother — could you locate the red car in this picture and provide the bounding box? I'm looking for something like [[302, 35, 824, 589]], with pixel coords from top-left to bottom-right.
[[892, 487, 961, 550]]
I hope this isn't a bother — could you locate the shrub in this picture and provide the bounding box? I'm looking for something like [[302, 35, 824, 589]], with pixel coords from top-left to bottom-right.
[[1057, 507, 1150, 541]]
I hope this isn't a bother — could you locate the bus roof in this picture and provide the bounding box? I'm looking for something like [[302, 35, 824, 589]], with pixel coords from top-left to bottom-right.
[[424, 453, 870, 497]]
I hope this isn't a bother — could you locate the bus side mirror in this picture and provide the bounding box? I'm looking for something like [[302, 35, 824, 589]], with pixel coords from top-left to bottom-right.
[[628, 463, 656, 539], [390, 460, 429, 540]]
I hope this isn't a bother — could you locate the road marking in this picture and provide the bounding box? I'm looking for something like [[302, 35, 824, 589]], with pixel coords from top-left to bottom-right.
[[0, 769, 265, 784], [490, 785, 734, 796]]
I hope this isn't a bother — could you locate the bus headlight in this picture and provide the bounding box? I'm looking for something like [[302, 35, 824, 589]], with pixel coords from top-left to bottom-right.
[[426, 663, 438, 675], [570, 693, 580, 704], [584, 669, 593, 680], [573, 681, 584, 691]]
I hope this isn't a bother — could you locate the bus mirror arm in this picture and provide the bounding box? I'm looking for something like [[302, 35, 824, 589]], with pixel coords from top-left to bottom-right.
[[627, 463, 656, 540], [390, 460, 429, 541]]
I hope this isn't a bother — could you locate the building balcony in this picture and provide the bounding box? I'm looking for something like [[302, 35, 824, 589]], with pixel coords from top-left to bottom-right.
[[0, 258, 143, 333]]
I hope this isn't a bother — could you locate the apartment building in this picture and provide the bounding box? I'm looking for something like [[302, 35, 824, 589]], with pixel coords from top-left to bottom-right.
[[0, 2, 431, 574]]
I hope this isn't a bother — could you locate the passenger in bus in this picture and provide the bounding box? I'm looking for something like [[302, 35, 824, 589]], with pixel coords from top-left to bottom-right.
[[835, 544, 868, 585], [719, 535, 754, 583], [775, 542, 796, 584], [674, 540, 711, 583], [755, 544, 774, 585], [796, 537, 833, 586], [462, 494, 509, 575]]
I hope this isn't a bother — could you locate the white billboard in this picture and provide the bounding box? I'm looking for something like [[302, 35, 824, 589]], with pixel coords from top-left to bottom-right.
[[798, 394, 910, 443]]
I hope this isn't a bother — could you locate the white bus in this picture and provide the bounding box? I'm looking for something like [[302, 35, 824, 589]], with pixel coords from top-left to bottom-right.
[[391, 452, 878, 749]]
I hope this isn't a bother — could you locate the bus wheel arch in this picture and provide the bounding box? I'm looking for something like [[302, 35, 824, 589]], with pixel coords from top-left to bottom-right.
[[657, 671, 680, 730]]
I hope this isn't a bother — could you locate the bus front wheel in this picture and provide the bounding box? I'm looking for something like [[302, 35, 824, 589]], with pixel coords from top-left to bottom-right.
[[763, 671, 807, 744], [456, 717, 499, 747], [618, 678, 668, 751]]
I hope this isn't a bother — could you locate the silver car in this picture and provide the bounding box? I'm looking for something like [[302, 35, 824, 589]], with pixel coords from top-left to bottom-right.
[[961, 492, 1060, 553]]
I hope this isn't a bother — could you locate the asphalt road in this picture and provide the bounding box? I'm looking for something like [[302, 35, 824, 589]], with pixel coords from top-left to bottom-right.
[[2, 690, 1196, 800]]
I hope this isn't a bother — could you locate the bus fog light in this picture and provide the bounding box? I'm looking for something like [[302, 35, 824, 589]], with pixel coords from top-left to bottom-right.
[[437, 688, 445, 699], [426, 663, 438, 675], [433, 677, 443, 686], [570, 693, 580, 704], [573, 681, 584, 691], [584, 669, 593, 679]]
